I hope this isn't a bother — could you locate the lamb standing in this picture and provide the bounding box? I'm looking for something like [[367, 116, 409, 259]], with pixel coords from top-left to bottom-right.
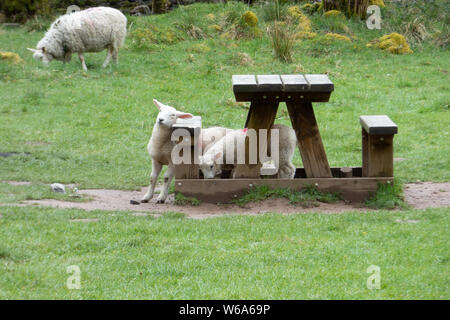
[[141, 99, 228, 203], [27, 7, 127, 71], [199, 124, 297, 179]]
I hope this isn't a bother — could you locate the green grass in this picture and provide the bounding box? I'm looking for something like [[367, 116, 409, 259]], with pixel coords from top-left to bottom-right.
[[233, 185, 340, 207], [174, 193, 201, 206], [0, 205, 448, 299], [0, 2, 449, 299], [364, 179, 408, 210]]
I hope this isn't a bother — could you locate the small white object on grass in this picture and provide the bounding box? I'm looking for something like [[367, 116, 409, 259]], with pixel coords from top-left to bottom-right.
[[51, 183, 66, 194]]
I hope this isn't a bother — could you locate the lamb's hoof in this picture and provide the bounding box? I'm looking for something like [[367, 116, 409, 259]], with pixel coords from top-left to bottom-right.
[[156, 199, 165, 204], [140, 199, 149, 203], [130, 200, 140, 205]]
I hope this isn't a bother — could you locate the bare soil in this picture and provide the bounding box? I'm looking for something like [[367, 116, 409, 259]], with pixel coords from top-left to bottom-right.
[[2, 181, 447, 218]]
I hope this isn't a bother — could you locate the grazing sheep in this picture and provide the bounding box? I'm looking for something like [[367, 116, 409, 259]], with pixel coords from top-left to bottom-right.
[[27, 7, 127, 71], [141, 100, 228, 204], [199, 124, 297, 179]]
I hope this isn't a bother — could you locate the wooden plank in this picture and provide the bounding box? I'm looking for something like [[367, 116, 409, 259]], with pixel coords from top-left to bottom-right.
[[280, 74, 308, 92], [360, 115, 398, 135], [173, 116, 201, 179], [175, 177, 393, 203], [232, 75, 257, 93], [365, 134, 394, 177], [362, 128, 369, 177], [305, 74, 334, 92], [340, 167, 353, 178], [287, 102, 332, 178], [235, 101, 279, 178], [256, 75, 283, 92], [172, 116, 201, 137], [175, 145, 199, 179]]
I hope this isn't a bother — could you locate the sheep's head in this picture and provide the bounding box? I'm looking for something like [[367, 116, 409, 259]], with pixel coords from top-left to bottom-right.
[[27, 47, 53, 66], [153, 99, 193, 128], [199, 152, 222, 179]]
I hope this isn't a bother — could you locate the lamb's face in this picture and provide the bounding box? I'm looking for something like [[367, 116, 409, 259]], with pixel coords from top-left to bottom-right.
[[199, 153, 222, 179], [153, 99, 193, 128], [27, 48, 53, 66]]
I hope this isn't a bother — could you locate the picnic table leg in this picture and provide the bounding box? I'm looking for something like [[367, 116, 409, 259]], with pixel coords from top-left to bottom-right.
[[286, 101, 332, 178], [233, 101, 279, 178]]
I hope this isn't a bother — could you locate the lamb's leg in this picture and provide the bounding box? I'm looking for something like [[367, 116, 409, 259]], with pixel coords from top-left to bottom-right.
[[102, 47, 113, 68], [112, 47, 119, 64], [156, 165, 175, 204], [78, 53, 87, 71], [141, 161, 163, 203]]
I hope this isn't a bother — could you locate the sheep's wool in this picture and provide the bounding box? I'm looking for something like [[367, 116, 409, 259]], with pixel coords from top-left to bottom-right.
[[37, 7, 127, 60]]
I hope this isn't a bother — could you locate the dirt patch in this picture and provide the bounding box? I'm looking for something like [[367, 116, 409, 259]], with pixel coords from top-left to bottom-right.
[[3, 181, 449, 218], [403, 182, 450, 209], [16, 186, 370, 218]]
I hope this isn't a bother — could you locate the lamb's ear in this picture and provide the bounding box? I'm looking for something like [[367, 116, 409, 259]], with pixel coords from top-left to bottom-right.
[[27, 48, 37, 53], [153, 99, 163, 111], [177, 112, 193, 119], [41, 47, 46, 53], [214, 152, 222, 160]]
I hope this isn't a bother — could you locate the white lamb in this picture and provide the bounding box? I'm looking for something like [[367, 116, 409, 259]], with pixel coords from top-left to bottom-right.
[[141, 99, 228, 203], [199, 124, 297, 179], [27, 7, 127, 71]]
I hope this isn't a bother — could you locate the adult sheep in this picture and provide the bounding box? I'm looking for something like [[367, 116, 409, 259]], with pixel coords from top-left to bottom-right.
[[27, 7, 127, 71]]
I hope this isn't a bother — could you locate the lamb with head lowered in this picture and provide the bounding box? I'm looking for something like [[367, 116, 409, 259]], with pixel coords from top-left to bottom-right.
[[27, 7, 126, 71], [141, 99, 228, 204], [199, 124, 297, 179]]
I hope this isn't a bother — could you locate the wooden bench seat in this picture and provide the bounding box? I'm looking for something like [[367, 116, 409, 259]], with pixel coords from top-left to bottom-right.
[[360, 115, 398, 177]]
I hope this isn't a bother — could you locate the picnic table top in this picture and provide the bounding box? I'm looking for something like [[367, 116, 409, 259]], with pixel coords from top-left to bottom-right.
[[232, 74, 334, 93]]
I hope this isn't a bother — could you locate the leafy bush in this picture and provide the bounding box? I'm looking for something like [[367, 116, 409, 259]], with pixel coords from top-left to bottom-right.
[[0, 0, 46, 22], [23, 14, 51, 31]]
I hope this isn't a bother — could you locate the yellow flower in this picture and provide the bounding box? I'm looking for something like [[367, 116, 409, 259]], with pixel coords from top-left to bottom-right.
[[325, 33, 352, 42], [370, 0, 385, 7], [296, 31, 317, 40], [0, 51, 24, 64], [324, 10, 345, 19], [241, 10, 258, 27], [367, 33, 413, 54]]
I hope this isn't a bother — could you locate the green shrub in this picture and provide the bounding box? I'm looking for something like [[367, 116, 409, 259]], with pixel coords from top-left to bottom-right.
[[129, 24, 183, 50]]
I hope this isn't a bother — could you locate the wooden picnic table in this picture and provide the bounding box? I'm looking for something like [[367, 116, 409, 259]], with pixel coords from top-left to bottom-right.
[[232, 74, 334, 179]]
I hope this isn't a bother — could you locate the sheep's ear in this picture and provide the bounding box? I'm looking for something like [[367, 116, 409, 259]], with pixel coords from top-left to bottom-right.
[[153, 99, 163, 111], [27, 48, 37, 53], [214, 152, 222, 160], [177, 112, 193, 119], [41, 47, 46, 53]]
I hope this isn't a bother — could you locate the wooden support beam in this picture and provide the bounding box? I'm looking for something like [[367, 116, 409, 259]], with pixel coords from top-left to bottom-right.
[[234, 102, 279, 178], [287, 102, 332, 178], [173, 116, 201, 179]]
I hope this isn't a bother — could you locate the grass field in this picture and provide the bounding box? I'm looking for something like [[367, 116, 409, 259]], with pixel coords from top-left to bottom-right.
[[0, 206, 448, 299], [0, 2, 449, 299]]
